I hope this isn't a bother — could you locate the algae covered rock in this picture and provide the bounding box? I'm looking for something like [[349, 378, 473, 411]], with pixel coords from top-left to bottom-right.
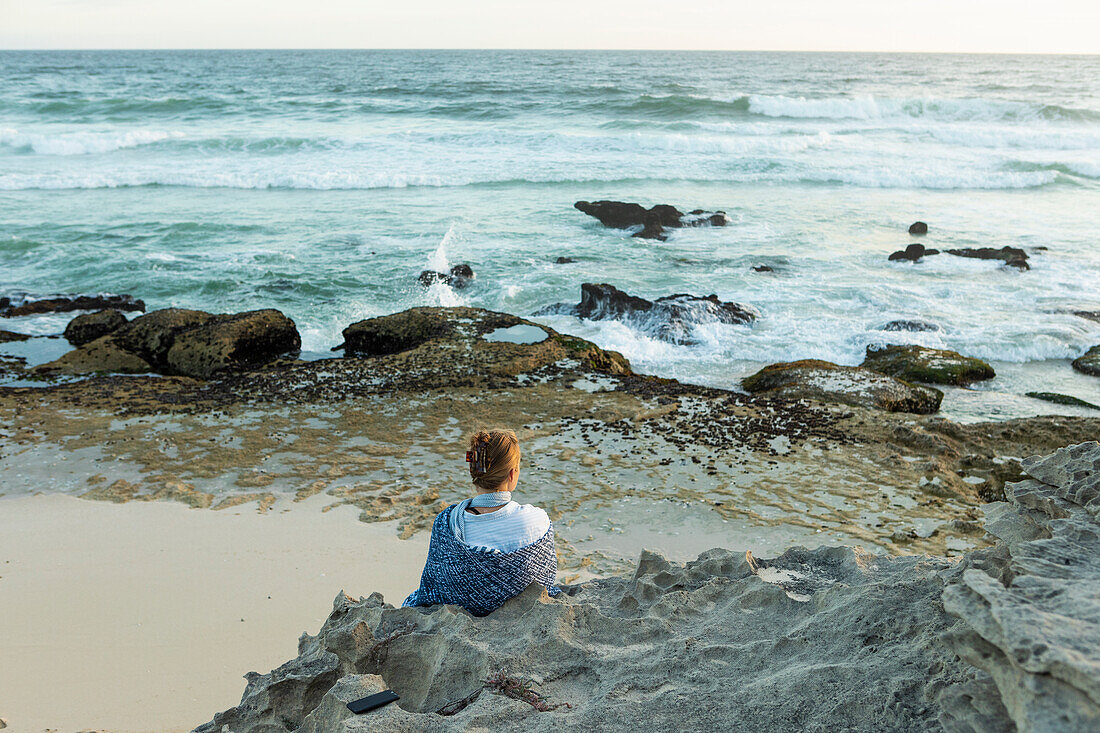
[[165, 309, 301, 379], [741, 359, 943, 413], [342, 309, 456, 356], [38, 307, 299, 379], [63, 309, 128, 346], [1026, 392, 1100, 410], [861, 344, 995, 386], [0, 292, 145, 317], [0, 330, 31, 344], [1073, 345, 1100, 377]]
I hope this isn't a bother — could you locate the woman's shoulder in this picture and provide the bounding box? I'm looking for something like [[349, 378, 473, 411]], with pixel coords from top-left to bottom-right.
[[513, 503, 551, 530]]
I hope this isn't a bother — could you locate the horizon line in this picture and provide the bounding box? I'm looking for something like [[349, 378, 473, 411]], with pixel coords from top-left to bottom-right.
[[2, 47, 1099, 56]]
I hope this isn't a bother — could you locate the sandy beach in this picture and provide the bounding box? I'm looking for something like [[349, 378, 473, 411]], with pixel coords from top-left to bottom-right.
[[0, 494, 426, 733]]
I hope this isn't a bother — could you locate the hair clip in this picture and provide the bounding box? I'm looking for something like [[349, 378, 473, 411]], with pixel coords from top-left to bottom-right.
[[466, 449, 487, 475]]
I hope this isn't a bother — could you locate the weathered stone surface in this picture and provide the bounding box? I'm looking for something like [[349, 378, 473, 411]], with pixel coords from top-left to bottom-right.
[[341, 307, 631, 379], [37, 307, 299, 379], [941, 442, 1100, 732], [1073, 345, 1100, 377], [36, 334, 153, 375], [742, 359, 943, 413], [535, 283, 756, 345], [945, 246, 1029, 270], [1026, 392, 1100, 410], [112, 308, 216, 367], [862, 344, 996, 386], [0, 330, 30, 344], [0, 293, 145, 317], [165, 309, 301, 379], [63, 309, 128, 346], [909, 221, 929, 235]]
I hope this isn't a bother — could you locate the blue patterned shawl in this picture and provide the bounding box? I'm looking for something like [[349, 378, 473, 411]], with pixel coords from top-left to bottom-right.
[[403, 504, 560, 616]]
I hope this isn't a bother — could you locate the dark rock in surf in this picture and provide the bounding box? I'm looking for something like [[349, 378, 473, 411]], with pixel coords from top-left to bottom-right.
[[1, 293, 145, 318], [574, 200, 729, 241], [888, 244, 940, 262], [634, 211, 668, 241], [881, 320, 940, 333], [944, 246, 1029, 269], [534, 283, 756, 345], [861, 344, 995, 386], [909, 221, 928, 235], [418, 264, 475, 289], [752, 265, 774, 273], [64, 309, 128, 347], [554, 257, 577, 264], [1072, 345, 1100, 377], [1072, 311, 1100, 323], [741, 359, 942, 414]]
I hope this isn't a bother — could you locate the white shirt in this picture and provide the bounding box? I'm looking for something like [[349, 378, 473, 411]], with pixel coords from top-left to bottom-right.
[[449, 499, 551, 554]]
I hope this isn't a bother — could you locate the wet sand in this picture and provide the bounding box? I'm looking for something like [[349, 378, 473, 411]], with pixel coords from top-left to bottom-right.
[[0, 494, 426, 733]]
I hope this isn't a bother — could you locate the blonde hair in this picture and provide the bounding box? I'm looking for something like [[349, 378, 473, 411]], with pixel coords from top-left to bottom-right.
[[468, 429, 520, 491]]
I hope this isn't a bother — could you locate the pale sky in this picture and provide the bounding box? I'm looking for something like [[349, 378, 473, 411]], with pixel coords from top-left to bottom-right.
[[2, 0, 1098, 53]]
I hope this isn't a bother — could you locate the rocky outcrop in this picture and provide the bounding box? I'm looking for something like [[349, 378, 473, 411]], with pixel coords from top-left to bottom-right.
[[740, 359, 943, 413], [63, 309, 128, 346], [574, 201, 729, 241], [535, 283, 756, 345], [909, 221, 929, 235], [554, 257, 576, 264], [37, 308, 300, 379], [862, 344, 996, 386], [195, 442, 1100, 733], [888, 245, 1029, 269], [339, 307, 631, 378], [418, 264, 475, 289], [0, 293, 145, 317], [1073, 345, 1100, 377], [940, 442, 1100, 732]]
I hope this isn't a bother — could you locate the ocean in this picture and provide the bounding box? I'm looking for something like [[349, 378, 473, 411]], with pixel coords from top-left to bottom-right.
[[1, 50, 1098, 420]]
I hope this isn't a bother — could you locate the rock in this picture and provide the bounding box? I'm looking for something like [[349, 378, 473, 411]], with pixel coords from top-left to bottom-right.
[[165, 309, 301, 379], [1073, 345, 1100, 377], [418, 264, 475, 289], [741, 359, 943, 413], [37, 307, 299, 379], [633, 211, 667, 241], [888, 243, 940, 262], [535, 283, 756, 345], [880, 320, 941, 332], [751, 265, 774, 273], [0, 293, 145, 317], [0, 330, 30, 343], [1072, 310, 1100, 324], [63, 309, 128, 346], [112, 308, 216, 368], [941, 442, 1100, 732], [945, 246, 1029, 269], [861, 344, 995, 386], [574, 201, 728, 241], [343, 309, 457, 357], [37, 334, 153, 375], [340, 307, 630, 383], [1026, 392, 1100, 410], [554, 257, 576, 264], [909, 221, 928, 235]]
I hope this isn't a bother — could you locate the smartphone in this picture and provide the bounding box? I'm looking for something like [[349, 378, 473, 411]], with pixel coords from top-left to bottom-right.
[[347, 690, 400, 714]]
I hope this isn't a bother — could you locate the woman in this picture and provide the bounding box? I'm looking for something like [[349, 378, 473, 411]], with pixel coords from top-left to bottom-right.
[[403, 429, 559, 616]]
